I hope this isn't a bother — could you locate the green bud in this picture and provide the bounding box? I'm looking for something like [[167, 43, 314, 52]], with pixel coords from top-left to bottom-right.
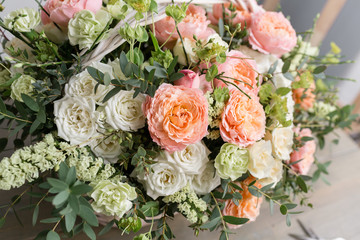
[[125, 0, 151, 13], [133, 234, 150, 240], [165, 3, 188, 23], [0, 4, 4, 12], [118, 217, 142, 234]]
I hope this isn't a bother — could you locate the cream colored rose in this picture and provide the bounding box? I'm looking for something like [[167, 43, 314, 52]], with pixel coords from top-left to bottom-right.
[[90, 179, 137, 218], [90, 135, 123, 164], [258, 159, 283, 187], [167, 141, 209, 175], [4, 8, 40, 32], [104, 90, 145, 132], [10, 75, 36, 102], [65, 62, 114, 103], [54, 96, 97, 145], [68, 9, 112, 50], [108, 58, 127, 80], [173, 37, 198, 66], [270, 127, 294, 161], [191, 161, 221, 195], [136, 153, 187, 199], [248, 140, 275, 179]]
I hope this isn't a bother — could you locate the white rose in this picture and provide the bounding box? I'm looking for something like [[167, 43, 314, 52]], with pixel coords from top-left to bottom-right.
[[167, 141, 209, 175], [90, 135, 123, 164], [108, 58, 127, 80], [191, 161, 221, 195], [269, 127, 294, 161], [4, 8, 40, 32], [54, 96, 98, 145], [104, 90, 145, 131], [136, 153, 187, 199], [10, 75, 36, 102], [258, 159, 283, 187], [65, 62, 114, 104], [248, 140, 275, 179], [173, 37, 197, 66]]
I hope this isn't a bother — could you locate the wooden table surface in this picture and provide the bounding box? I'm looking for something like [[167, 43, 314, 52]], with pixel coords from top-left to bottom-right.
[[1, 131, 359, 240]]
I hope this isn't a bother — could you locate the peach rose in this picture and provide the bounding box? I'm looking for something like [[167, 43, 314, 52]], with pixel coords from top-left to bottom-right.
[[220, 89, 265, 147], [174, 70, 212, 93], [292, 80, 316, 111], [41, 0, 102, 28], [213, 50, 261, 95], [249, 11, 297, 57], [289, 128, 316, 175], [223, 177, 263, 229], [143, 84, 208, 152], [210, 0, 263, 27], [153, 4, 213, 48]]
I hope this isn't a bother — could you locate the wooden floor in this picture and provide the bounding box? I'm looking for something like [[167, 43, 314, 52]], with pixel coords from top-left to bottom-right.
[[0, 131, 359, 240]]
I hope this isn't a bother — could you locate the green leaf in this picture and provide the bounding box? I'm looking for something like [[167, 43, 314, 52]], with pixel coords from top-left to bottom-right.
[[102, 87, 121, 103], [268, 60, 278, 74], [68, 195, 80, 214], [206, 65, 218, 82], [53, 190, 70, 206], [70, 184, 92, 196], [65, 211, 76, 232], [200, 217, 220, 229], [99, 220, 116, 236], [65, 167, 76, 186], [58, 162, 69, 182], [282, 60, 291, 73], [32, 205, 39, 226], [0, 217, 5, 228], [0, 97, 6, 112], [269, 199, 274, 215], [0, 138, 8, 152], [275, 87, 291, 96], [21, 94, 39, 112], [79, 206, 99, 227], [229, 182, 243, 192], [37, 107, 46, 123], [87, 66, 104, 83], [47, 178, 68, 191], [140, 201, 159, 217], [280, 205, 288, 215], [286, 214, 291, 227], [223, 216, 249, 225], [313, 65, 327, 74], [169, 72, 184, 82], [283, 72, 294, 81], [46, 230, 60, 240], [296, 176, 308, 193], [83, 222, 96, 240], [283, 203, 297, 210], [248, 186, 262, 197], [30, 119, 42, 134], [41, 217, 61, 223]]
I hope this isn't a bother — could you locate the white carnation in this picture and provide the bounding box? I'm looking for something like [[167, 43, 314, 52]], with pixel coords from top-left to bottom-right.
[[167, 141, 209, 175], [104, 90, 145, 131], [270, 127, 294, 161], [65, 62, 114, 104], [191, 161, 221, 195], [248, 140, 275, 180], [136, 153, 187, 199], [10, 75, 36, 102], [4, 8, 40, 32], [54, 96, 98, 145]]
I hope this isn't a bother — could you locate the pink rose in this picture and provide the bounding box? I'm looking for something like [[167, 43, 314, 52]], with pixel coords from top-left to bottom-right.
[[174, 70, 212, 93], [249, 11, 297, 57], [153, 4, 212, 49], [212, 50, 261, 95], [220, 89, 265, 147], [41, 0, 102, 28], [143, 84, 208, 152], [289, 128, 316, 175]]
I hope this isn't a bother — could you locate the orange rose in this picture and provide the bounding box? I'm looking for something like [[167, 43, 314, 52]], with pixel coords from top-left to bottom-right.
[[143, 84, 208, 152], [223, 177, 263, 229], [292, 79, 316, 111], [220, 89, 265, 147]]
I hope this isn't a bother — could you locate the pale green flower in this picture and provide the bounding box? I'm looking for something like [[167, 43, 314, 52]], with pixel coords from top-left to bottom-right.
[[125, 0, 151, 12], [310, 101, 336, 119], [107, 0, 133, 20], [68, 9, 112, 50], [10, 75, 36, 102], [90, 179, 137, 217], [214, 143, 249, 181], [4, 8, 40, 32]]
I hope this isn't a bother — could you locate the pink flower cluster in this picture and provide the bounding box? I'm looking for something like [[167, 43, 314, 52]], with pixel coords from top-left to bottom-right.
[[289, 128, 317, 175]]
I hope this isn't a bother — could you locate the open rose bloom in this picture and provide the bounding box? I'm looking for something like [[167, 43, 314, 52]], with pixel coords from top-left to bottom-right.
[[0, 0, 354, 238]]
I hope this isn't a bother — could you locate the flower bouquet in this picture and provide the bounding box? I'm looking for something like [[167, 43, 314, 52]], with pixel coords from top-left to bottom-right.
[[0, 0, 357, 239]]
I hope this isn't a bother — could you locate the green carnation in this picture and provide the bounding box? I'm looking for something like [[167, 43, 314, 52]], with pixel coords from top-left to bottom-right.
[[68, 9, 112, 50], [107, 0, 133, 20], [4, 8, 40, 32], [10, 75, 36, 102], [214, 143, 249, 181], [90, 179, 137, 218]]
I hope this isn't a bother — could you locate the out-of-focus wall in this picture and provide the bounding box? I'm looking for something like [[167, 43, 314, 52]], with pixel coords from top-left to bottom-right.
[[1, 0, 359, 104]]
